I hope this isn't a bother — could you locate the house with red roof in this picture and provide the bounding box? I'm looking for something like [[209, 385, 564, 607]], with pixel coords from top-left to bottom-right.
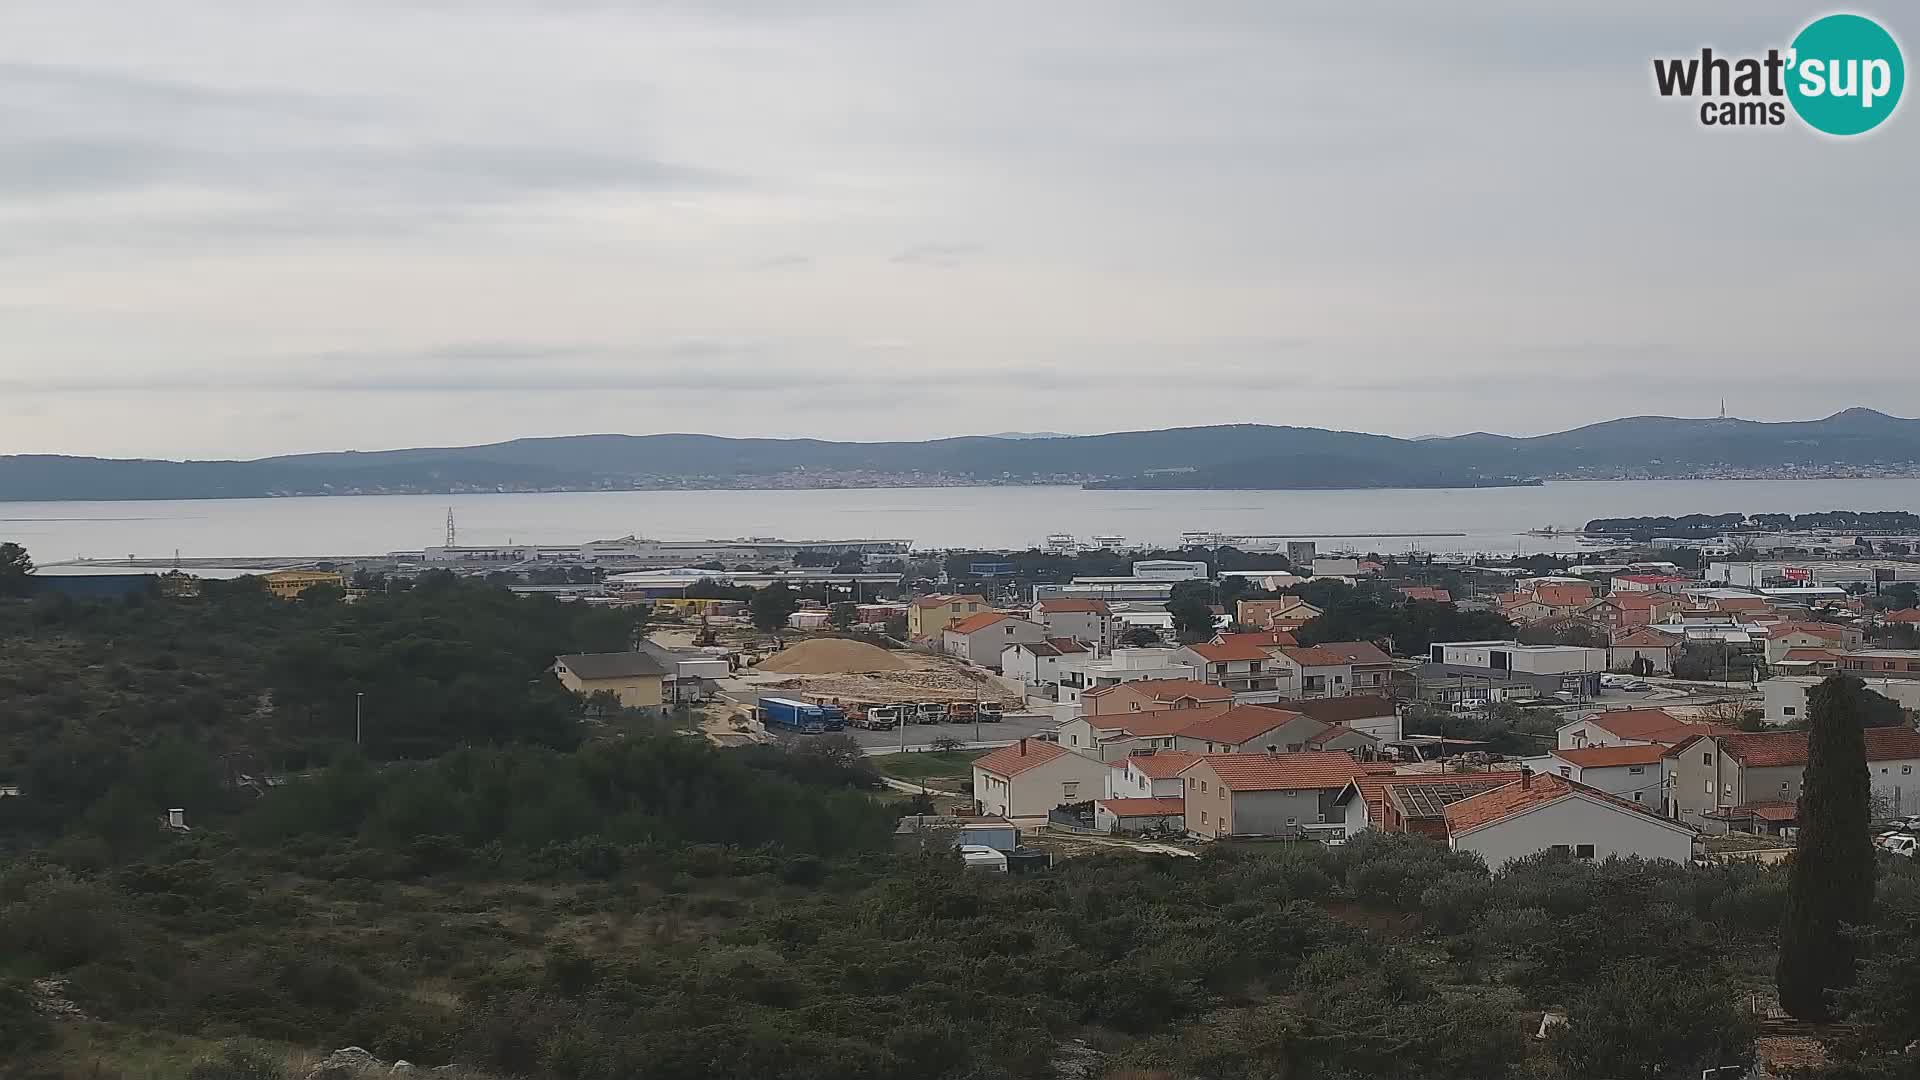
[[1082, 677, 1229, 717], [1332, 770, 1523, 838], [1883, 608, 1920, 626], [1583, 591, 1685, 631], [1000, 638, 1090, 688], [1609, 627, 1681, 674], [1176, 639, 1290, 698], [1236, 597, 1322, 630], [942, 612, 1045, 670], [971, 738, 1114, 818], [1397, 586, 1452, 604], [1763, 621, 1863, 664], [1179, 752, 1363, 838], [1171, 705, 1376, 757], [907, 593, 989, 640], [1665, 727, 1920, 827], [1442, 771, 1696, 866], [1271, 645, 1357, 698], [1093, 796, 1186, 834], [1106, 749, 1203, 800], [1534, 743, 1668, 806], [1611, 573, 1694, 593], [1555, 708, 1737, 752]]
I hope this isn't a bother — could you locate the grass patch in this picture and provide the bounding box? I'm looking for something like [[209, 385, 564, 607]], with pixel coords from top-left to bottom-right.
[[871, 749, 985, 784]]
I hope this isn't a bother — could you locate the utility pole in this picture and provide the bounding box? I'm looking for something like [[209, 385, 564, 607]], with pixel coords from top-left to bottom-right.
[[355, 692, 364, 747]]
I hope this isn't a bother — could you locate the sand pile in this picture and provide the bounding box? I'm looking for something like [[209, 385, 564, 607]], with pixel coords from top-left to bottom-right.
[[756, 637, 910, 675]]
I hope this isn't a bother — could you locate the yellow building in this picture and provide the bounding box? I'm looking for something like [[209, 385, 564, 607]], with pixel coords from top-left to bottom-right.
[[260, 569, 347, 600], [906, 593, 989, 640], [552, 652, 669, 708]]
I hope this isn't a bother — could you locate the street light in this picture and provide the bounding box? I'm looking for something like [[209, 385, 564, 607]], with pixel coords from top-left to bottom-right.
[[355, 692, 365, 747]]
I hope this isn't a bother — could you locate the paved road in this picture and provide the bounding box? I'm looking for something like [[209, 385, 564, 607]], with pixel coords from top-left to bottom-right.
[[844, 713, 1057, 752]]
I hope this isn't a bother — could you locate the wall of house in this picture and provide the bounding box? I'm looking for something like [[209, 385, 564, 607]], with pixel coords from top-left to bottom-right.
[[1040, 611, 1111, 649], [1342, 709, 1402, 742], [1610, 646, 1673, 674], [559, 673, 662, 708], [1557, 719, 1648, 750], [1870, 759, 1920, 817], [1558, 762, 1661, 805], [1094, 806, 1183, 834], [1451, 795, 1693, 868], [1225, 788, 1334, 835]]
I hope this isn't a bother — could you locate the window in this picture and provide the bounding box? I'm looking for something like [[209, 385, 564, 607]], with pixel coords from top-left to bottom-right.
[[1702, 753, 1713, 766], [1069, 734, 1077, 746], [1334, 675, 1345, 684], [1218, 788, 1225, 801], [1704, 780, 1714, 794], [1781, 781, 1791, 792], [1200, 810, 1208, 824], [1551, 844, 1570, 854], [1784, 706, 1796, 716], [1633, 791, 1644, 803], [1905, 766, 1913, 775], [1199, 779, 1207, 793], [1558, 766, 1572, 778], [1063, 782, 1079, 799], [1575, 844, 1596, 859], [1286, 818, 1296, 827], [1628, 766, 1644, 774]]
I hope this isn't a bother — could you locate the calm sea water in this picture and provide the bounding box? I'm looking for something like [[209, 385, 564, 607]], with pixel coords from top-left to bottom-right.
[[5, 479, 1920, 564]]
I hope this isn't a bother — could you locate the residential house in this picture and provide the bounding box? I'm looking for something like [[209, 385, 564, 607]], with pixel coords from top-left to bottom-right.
[[1081, 678, 1229, 717], [1882, 608, 1920, 627], [1771, 648, 1842, 677], [1665, 727, 1920, 826], [1582, 591, 1684, 632], [1838, 649, 1920, 679], [1177, 639, 1289, 699], [1609, 628, 1681, 674], [943, 613, 1046, 670], [1762, 673, 1920, 725], [1094, 797, 1186, 834], [1171, 705, 1376, 756], [1334, 771, 1524, 838], [1001, 638, 1091, 689], [1030, 598, 1117, 650], [1213, 629, 1298, 648], [1500, 583, 1597, 624], [1763, 622, 1863, 664], [1532, 744, 1668, 807], [1557, 708, 1736, 751], [1236, 597, 1323, 630], [1180, 752, 1363, 838], [261, 569, 347, 600], [1312, 641, 1394, 693], [1105, 749, 1202, 799], [552, 651, 669, 709], [1272, 646, 1355, 698], [1288, 694, 1403, 741], [1398, 586, 1453, 603], [1059, 707, 1231, 762], [907, 594, 989, 640], [1058, 649, 1203, 705], [972, 738, 1113, 818], [1443, 771, 1697, 867]]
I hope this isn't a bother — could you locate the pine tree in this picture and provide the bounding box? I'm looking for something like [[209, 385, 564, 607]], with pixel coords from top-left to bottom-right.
[[1776, 674, 1877, 1021]]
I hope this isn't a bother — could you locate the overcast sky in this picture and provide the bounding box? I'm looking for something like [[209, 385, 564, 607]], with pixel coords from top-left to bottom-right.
[[2, 1, 1914, 459]]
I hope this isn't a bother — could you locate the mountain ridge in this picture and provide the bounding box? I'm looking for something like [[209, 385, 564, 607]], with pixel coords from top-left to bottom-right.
[[3, 409, 1917, 501]]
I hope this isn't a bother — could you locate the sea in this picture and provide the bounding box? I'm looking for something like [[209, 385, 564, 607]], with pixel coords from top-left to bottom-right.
[[5, 479, 1920, 566]]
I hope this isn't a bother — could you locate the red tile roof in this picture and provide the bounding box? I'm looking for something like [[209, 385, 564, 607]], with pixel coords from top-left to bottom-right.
[[1713, 596, 1773, 612], [1085, 678, 1231, 703], [1884, 608, 1920, 624], [1306, 725, 1373, 747], [946, 612, 1009, 635], [1612, 628, 1678, 648], [1176, 705, 1308, 747], [1443, 772, 1684, 836], [1616, 574, 1691, 586], [1612, 591, 1682, 610], [1186, 752, 1362, 792], [1122, 750, 1203, 778], [1778, 647, 1840, 663], [1187, 640, 1274, 662], [1280, 645, 1352, 667], [1552, 744, 1669, 768], [1097, 796, 1185, 817], [1767, 622, 1848, 640], [1534, 584, 1596, 607], [1312, 641, 1394, 666], [1217, 630, 1298, 648], [1343, 770, 1524, 826], [1289, 695, 1396, 725], [1700, 728, 1920, 769], [1036, 599, 1111, 614], [1579, 709, 1737, 746], [1398, 586, 1453, 603], [1094, 704, 1234, 738], [973, 738, 1072, 778]]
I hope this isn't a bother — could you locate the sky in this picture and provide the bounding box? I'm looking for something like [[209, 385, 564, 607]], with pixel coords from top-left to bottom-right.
[[1, 1, 1915, 459]]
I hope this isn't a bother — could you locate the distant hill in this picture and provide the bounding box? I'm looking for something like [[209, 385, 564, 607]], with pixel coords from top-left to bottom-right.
[[4, 409, 1919, 501]]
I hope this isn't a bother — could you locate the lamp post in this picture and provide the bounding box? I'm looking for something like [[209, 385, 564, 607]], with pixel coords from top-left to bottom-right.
[[355, 692, 364, 747]]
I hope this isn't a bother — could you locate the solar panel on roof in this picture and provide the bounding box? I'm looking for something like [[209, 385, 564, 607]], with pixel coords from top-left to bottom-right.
[[1390, 780, 1509, 819]]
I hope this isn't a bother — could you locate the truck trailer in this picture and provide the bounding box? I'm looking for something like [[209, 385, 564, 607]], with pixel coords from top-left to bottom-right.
[[758, 696, 846, 734]]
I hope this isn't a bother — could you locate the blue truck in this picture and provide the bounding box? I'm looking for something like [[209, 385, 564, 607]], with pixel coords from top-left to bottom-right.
[[757, 696, 846, 734]]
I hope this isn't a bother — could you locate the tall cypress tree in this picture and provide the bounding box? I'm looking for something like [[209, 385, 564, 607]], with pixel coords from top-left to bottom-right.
[[1776, 674, 1877, 1021]]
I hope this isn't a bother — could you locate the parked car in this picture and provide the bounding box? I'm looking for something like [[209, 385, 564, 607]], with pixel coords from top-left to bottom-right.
[[1884, 834, 1918, 858], [1620, 680, 1651, 692], [1449, 700, 1486, 715]]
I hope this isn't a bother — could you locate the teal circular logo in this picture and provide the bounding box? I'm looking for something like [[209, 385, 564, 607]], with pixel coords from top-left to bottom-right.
[[1787, 14, 1904, 135]]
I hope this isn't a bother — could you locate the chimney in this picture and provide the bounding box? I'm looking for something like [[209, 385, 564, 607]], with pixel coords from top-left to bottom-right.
[[1019, 738, 1028, 757], [1266, 744, 1280, 757], [1519, 765, 1532, 790]]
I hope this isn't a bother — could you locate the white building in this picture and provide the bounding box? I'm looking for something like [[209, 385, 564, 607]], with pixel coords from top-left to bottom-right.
[[942, 613, 1046, 670], [1057, 648, 1201, 705], [1763, 674, 1920, 725], [1130, 560, 1209, 581], [1312, 557, 1363, 577], [1030, 598, 1117, 651], [1001, 639, 1091, 689], [1524, 744, 1668, 807], [1443, 772, 1696, 867], [972, 738, 1113, 818], [1429, 641, 1609, 676]]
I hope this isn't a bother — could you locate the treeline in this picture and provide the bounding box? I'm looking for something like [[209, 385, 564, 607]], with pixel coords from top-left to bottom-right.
[[1586, 510, 1920, 536], [1285, 580, 1514, 655]]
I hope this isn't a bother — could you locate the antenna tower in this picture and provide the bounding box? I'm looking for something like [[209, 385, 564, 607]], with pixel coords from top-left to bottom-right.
[[446, 507, 457, 548]]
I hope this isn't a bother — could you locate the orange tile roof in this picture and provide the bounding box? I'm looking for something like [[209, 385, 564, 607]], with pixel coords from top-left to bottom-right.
[[1612, 591, 1682, 610], [973, 738, 1072, 778], [1443, 772, 1682, 836], [1094, 704, 1233, 738], [1312, 640, 1394, 666], [1187, 639, 1274, 662], [1289, 695, 1396, 725], [1306, 725, 1374, 747], [1534, 584, 1595, 607], [1036, 599, 1111, 614], [1085, 678, 1231, 703], [1778, 647, 1840, 662], [1884, 608, 1920, 624], [1616, 574, 1691, 586], [1580, 709, 1737, 745], [1612, 628, 1678, 648], [1552, 744, 1669, 768], [1218, 630, 1298, 648], [1174, 705, 1308, 747], [1280, 645, 1352, 667], [1398, 586, 1452, 603], [1713, 596, 1772, 612], [1700, 728, 1920, 769], [1768, 622, 1847, 640], [1186, 751, 1362, 792], [1122, 750, 1203, 778], [946, 611, 1009, 635], [1097, 796, 1186, 817]]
